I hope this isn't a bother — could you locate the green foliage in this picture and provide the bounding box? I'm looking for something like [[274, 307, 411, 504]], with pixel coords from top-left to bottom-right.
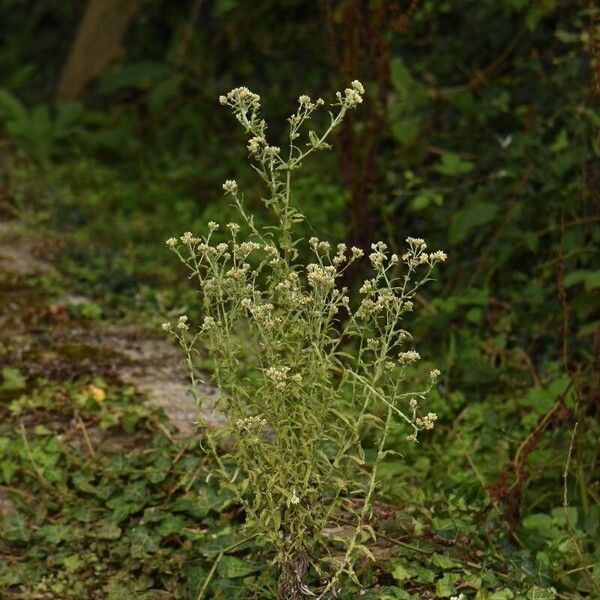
[[0, 376, 250, 599], [0, 88, 88, 161], [0, 0, 598, 598]]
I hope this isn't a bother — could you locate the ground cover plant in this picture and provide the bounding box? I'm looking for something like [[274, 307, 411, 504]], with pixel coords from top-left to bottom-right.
[[0, 1, 599, 599]]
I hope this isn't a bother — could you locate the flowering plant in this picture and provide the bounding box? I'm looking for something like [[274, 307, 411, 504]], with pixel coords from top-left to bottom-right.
[[163, 81, 446, 598]]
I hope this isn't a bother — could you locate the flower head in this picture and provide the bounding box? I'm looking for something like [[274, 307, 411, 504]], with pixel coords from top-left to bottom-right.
[[177, 315, 189, 331], [406, 236, 426, 248], [399, 350, 421, 364], [351, 80, 365, 94], [222, 180, 238, 194]]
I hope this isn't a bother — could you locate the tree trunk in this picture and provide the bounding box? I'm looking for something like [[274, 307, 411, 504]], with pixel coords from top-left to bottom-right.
[[55, 0, 141, 102], [322, 0, 393, 286]]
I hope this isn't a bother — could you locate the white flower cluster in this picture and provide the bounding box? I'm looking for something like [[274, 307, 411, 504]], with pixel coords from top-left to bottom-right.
[[399, 350, 420, 364], [406, 408, 439, 442], [406, 236, 426, 247], [369, 241, 388, 268], [309, 237, 364, 266], [236, 415, 267, 430], [226, 263, 251, 281], [366, 338, 380, 351], [219, 86, 261, 110], [242, 300, 281, 329], [355, 285, 404, 320], [273, 273, 313, 308], [416, 412, 438, 430], [247, 136, 263, 154], [297, 95, 324, 110], [306, 263, 336, 288], [233, 240, 260, 260], [290, 488, 300, 505], [336, 80, 365, 107], [243, 133, 278, 158], [161, 315, 190, 333], [264, 366, 303, 390], [265, 366, 291, 390], [401, 236, 447, 269], [180, 231, 200, 245], [429, 368, 441, 381], [222, 180, 238, 194], [201, 316, 216, 332]]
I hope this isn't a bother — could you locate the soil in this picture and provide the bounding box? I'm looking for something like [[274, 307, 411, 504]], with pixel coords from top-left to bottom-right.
[[0, 219, 223, 438]]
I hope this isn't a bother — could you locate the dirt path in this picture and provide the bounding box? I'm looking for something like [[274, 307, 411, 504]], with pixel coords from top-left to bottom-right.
[[0, 219, 223, 437]]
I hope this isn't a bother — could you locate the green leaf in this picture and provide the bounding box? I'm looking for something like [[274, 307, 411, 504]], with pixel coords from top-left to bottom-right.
[[0, 560, 21, 586], [564, 270, 600, 291], [93, 521, 122, 540], [449, 201, 499, 243], [155, 514, 184, 537], [1, 459, 18, 484], [0, 88, 27, 120], [551, 129, 568, 152], [218, 555, 260, 579], [391, 117, 422, 145], [1, 367, 26, 390], [410, 191, 444, 212], [435, 152, 474, 176], [432, 553, 462, 569], [435, 572, 458, 597], [36, 524, 70, 544], [391, 561, 414, 582], [519, 376, 570, 417], [63, 553, 85, 573], [522, 513, 558, 538], [390, 57, 416, 91], [1, 513, 30, 542]]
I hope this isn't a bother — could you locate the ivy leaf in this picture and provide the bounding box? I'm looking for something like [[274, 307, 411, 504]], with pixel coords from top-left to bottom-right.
[[391, 561, 414, 582], [36, 523, 70, 544], [435, 572, 458, 597], [1, 513, 30, 542]]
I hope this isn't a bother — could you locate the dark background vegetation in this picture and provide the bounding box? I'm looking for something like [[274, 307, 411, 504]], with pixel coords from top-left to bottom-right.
[[0, 1, 599, 598]]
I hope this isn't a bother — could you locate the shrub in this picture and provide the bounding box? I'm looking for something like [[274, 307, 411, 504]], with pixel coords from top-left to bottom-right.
[[164, 82, 446, 598]]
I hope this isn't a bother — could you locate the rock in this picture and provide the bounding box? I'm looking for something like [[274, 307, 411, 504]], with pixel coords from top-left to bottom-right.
[[0, 221, 51, 276]]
